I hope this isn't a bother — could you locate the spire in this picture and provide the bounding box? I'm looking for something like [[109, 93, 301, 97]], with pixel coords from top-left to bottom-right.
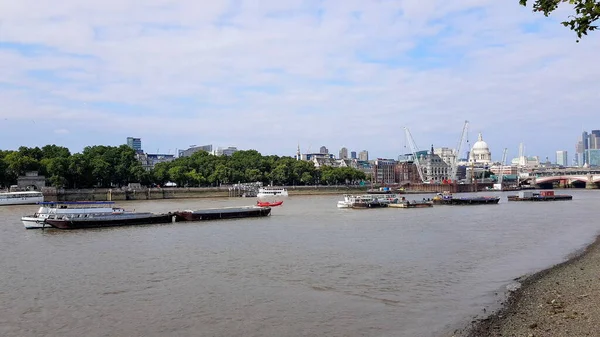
[[431, 144, 434, 155], [296, 142, 301, 160], [478, 132, 483, 142]]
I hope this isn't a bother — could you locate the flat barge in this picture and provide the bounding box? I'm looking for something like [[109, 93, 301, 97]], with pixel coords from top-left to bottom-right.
[[389, 200, 433, 208], [44, 213, 174, 229], [175, 206, 271, 221], [507, 190, 572, 202], [432, 193, 500, 205]]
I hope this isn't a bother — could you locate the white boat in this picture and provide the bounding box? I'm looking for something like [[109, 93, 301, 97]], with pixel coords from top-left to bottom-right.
[[21, 201, 128, 229], [257, 187, 288, 198], [337, 194, 401, 208], [0, 191, 44, 206]]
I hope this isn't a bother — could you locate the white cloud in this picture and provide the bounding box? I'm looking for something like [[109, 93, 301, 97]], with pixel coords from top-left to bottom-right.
[[0, 0, 598, 159]]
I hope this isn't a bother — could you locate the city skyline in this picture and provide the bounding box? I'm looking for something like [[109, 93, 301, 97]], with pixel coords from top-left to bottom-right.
[[1, 1, 598, 160]]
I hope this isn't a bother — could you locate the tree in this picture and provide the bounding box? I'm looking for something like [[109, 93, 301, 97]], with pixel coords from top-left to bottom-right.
[[520, 0, 600, 41]]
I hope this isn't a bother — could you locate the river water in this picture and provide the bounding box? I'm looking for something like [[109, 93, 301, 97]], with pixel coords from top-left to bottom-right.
[[1, 190, 599, 337]]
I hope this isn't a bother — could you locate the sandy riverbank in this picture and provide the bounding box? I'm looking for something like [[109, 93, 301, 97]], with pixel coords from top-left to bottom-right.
[[456, 234, 600, 337]]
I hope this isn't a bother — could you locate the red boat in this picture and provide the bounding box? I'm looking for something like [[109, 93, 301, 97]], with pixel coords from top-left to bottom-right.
[[256, 200, 283, 207]]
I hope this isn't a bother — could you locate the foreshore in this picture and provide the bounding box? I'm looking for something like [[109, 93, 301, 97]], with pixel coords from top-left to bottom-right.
[[456, 234, 600, 337]]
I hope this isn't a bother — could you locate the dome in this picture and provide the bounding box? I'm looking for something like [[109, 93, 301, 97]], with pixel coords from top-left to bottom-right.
[[471, 133, 490, 152], [469, 132, 492, 163]]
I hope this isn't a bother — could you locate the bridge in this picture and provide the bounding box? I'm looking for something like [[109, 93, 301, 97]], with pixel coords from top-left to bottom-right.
[[528, 168, 600, 188]]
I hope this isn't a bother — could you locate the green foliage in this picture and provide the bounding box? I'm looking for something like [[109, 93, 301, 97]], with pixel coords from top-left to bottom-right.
[[0, 146, 367, 189], [520, 0, 600, 41]]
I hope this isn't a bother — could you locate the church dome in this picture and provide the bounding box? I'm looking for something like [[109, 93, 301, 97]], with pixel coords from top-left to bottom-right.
[[469, 132, 492, 163]]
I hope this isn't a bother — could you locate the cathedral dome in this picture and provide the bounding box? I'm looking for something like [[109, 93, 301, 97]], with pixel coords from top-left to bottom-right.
[[469, 132, 492, 163]]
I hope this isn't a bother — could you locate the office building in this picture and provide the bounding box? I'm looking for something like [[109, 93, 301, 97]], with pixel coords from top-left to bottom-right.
[[358, 150, 369, 161], [126, 137, 142, 152], [350, 151, 357, 159], [555, 150, 568, 166], [319, 146, 329, 154], [338, 147, 348, 159]]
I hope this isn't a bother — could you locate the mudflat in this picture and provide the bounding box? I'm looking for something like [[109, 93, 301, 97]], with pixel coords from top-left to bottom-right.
[[460, 235, 600, 336]]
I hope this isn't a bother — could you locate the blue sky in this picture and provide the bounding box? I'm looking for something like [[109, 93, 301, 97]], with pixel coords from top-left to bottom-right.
[[0, 0, 598, 162]]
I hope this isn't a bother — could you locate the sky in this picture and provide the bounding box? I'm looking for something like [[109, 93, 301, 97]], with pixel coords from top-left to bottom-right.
[[0, 0, 598, 162]]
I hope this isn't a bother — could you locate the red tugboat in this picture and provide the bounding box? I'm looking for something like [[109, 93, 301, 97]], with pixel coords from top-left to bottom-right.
[[256, 200, 283, 207]]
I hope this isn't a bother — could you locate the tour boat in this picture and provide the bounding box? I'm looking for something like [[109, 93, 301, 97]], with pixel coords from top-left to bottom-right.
[[0, 191, 44, 206], [256, 187, 288, 198], [337, 194, 398, 209], [21, 201, 128, 229], [256, 200, 283, 207]]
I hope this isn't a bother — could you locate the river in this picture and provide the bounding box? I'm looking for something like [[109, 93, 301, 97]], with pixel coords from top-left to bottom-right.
[[1, 190, 599, 337]]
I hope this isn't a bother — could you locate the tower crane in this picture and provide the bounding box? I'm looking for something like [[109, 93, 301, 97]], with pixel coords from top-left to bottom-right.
[[497, 148, 508, 188], [450, 120, 469, 183], [403, 127, 426, 183]]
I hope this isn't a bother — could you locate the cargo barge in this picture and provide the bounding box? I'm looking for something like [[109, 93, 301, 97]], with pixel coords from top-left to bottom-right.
[[44, 213, 174, 229], [175, 206, 271, 221], [432, 192, 500, 205], [507, 190, 572, 201]]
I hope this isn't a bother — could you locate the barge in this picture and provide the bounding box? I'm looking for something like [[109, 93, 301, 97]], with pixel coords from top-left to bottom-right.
[[507, 190, 572, 202], [44, 213, 174, 229], [432, 192, 500, 205], [389, 199, 433, 208], [175, 206, 271, 221]]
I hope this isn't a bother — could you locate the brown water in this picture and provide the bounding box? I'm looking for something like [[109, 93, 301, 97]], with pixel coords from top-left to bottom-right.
[[1, 191, 599, 337]]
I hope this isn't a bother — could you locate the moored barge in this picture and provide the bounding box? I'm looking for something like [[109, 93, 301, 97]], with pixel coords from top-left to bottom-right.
[[432, 192, 500, 205], [175, 206, 271, 221], [44, 213, 174, 229], [507, 190, 572, 202]]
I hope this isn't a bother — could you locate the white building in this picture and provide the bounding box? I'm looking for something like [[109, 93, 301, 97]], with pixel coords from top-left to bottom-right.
[[556, 150, 568, 166], [212, 146, 238, 156], [468, 133, 492, 164]]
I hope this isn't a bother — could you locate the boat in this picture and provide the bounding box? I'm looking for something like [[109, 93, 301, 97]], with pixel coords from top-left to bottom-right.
[[21, 201, 129, 229], [337, 194, 391, 209], [389, 198, 434, 208], [432, 192, 500, 205], [507, 190, 572, 202], [0, 191, 44, 206], [175, 206, 271, 221], [256, 187, 288, 198], [44, 213, 175, 229], [256, 200, 283, 207]]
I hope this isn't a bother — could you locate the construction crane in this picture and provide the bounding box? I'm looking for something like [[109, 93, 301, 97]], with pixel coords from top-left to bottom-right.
[[403, 127, 426, 183], [450, 120, 469, 183], [497, 148, 508, 187]]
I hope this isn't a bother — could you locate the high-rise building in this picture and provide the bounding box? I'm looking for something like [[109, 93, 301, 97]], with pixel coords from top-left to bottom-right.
[[350, 151, 357, 159], [319, 146, 329, 154], [555, 150, 568, 166], [127, 137, 142, 152], [339, 147, 348, 159], [582, 131, 589, 165], [358, 150, 369, 161]]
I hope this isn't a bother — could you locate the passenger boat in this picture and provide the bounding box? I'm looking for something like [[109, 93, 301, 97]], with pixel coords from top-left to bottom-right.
[[175, 206, 271, 221], [44, 212, 174, 229], [507, 190, 572, 201], [256, 200, 283, 207], [0, 191, 44, 206], [257, 187, 288, 198], [432, 192, 500, 205], [21, 201, 128, 229], [337, 194, 395, 209]]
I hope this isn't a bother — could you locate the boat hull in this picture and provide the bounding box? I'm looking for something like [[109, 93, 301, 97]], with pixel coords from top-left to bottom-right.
[[22, 217, 52, 229], [176, 207, 271, 221], [433, 197, 500, 205], [389, 202, 433, 208], [351, 202, 389, 209], [44, 213, 174, 229], [507, 195, 572, 201]]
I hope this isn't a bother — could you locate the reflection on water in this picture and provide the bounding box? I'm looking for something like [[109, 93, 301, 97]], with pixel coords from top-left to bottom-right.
[[1, 190, 599, 337]]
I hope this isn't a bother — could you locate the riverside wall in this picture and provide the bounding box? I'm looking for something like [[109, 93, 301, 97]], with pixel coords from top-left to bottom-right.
[[41, 184, 495, 202], [42, 185, 372, 202]]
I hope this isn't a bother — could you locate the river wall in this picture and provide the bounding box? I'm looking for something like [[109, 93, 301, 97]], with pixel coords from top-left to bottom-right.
[[41, 186, 372, 202], [40, 183, 497, 201]]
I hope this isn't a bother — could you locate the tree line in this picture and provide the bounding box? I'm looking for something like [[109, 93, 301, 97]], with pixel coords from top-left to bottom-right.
[[0, 145, 367, 189]]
